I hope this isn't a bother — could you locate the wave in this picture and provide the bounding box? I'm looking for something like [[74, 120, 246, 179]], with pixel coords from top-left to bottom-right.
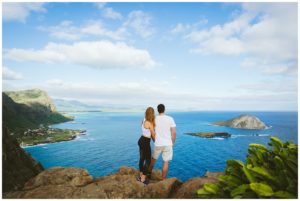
[[77, 137, 95, 141], [231, 134, 270, 138], [208, 137, 225, 140], [22, 143, 48, 148]]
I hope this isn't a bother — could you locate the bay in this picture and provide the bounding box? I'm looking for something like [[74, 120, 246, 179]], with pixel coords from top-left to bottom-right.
[[24, 111, 298, 182]]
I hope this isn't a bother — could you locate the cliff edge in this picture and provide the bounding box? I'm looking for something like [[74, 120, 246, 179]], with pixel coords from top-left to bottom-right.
[[2, 127, 44, 193], [3, 166, 221, 199]]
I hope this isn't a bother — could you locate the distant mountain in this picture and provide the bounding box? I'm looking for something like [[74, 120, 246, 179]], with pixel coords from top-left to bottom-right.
[[3, 89, 73, 137], [212, 115, 267, 129], [54, 99, 102, 112]]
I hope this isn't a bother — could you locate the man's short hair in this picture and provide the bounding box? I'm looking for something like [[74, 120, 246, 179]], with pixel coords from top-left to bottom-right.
[[157, 104, 165, 113]]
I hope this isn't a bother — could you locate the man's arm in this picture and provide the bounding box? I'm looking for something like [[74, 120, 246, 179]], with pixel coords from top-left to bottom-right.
[[171, 127, 176, 145]]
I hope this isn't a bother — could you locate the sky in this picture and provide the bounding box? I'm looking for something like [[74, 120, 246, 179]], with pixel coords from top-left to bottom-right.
[[2, 2, 298, 111]]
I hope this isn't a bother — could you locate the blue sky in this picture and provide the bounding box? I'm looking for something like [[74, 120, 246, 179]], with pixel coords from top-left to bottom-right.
[[2, 2, 298, 111]]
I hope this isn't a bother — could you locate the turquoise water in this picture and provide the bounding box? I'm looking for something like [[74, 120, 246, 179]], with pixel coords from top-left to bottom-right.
[[24, 111, 298, 181]]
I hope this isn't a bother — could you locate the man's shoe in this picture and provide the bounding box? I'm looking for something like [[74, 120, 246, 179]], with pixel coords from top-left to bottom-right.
[[147, 172, 152, 180], [143, 178, 150, 186]]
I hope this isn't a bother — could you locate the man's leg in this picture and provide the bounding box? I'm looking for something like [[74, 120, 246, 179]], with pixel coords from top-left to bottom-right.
[[161, 146, 172, 180], [162, 161, 168, 179]]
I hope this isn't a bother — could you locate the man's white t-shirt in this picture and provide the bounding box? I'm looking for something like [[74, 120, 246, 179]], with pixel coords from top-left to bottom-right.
[[155, 115, 176, 146]]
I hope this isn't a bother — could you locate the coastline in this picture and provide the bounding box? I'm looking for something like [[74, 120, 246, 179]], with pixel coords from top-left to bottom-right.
[[20, 128, 86, 148]]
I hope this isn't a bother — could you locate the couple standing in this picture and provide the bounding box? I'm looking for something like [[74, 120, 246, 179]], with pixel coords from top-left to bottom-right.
[[137, 104, 176, 185]]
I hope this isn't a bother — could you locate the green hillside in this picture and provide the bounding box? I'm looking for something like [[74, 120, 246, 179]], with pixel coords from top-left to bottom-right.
[[3, 89, 73, 137]]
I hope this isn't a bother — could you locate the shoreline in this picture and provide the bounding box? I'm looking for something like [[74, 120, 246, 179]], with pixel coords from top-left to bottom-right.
[[20, 128, 86, 148]]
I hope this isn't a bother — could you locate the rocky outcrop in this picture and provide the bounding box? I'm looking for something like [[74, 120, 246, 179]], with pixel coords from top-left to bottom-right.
[[2, 127, 44, 193], [4, 167, 181, 198], [212, 115, 267, 129], [174, 172, 223, 198], [3, 166, 222, 199]]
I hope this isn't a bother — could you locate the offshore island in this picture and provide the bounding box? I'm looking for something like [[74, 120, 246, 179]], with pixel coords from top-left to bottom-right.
[[211, 114, 268, 129], [185, 115, 267, 139]]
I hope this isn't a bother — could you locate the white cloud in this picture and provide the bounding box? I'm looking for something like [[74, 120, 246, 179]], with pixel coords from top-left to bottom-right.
[[185, 12, 251, 55], [4, 40, 157, 69], [94, 3, 123, 20], [3, 2, 46, 22], [39, 20, 125, 41], [38, 20, 81, 41], [123, 10, 155, 38], [81, 20, 125, 40], [102, 7, 123, 20], [94, 3, 106, 9], [171, 23, 191, 34], [2, 67, 23, 80], [171, 19, 208, 34], [184, 3, 297, 76], [238, 79, 297, 93], [190, 37, 244, 55], [38, 9, 154, 41]]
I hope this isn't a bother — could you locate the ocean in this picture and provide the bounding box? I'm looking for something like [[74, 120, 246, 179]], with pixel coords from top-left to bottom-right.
[[24, 111, 298, 182]]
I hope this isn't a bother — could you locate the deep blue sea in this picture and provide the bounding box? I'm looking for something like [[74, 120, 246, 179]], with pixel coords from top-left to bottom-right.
[[24, 111, 298, 182]]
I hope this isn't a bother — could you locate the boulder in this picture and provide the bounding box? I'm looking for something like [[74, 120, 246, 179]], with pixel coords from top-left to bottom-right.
[[24, 167, 93, 190], [174, 171, 223, 198]]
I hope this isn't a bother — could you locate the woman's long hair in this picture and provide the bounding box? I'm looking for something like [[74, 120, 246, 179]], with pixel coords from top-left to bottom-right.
[[145, 107, 156, 128]]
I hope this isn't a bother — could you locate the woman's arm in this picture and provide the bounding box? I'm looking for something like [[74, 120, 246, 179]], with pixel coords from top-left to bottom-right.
[[149, 123, 156, 142]]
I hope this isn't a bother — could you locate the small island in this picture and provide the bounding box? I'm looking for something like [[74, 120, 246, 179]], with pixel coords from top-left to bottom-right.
[[186, 132, 231, 138], [19, 127, 86, 147], [212, 115, 267, 129]]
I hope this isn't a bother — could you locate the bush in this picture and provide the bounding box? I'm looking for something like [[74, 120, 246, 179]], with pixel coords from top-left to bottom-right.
[[197, 137, 298, 198]]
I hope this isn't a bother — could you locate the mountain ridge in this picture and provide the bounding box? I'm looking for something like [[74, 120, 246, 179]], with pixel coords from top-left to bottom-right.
[[3, 89, 73, 137]]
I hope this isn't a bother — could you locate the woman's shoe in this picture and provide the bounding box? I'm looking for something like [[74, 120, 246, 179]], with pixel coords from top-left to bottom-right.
[[136, 175, 141, 182]]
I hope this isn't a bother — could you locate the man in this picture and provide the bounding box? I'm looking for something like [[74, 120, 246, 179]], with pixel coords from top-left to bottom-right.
[[149, 104, 176, 180]]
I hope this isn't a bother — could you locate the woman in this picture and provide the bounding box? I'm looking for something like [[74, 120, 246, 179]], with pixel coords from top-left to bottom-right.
[[137, 107, 156, 185]]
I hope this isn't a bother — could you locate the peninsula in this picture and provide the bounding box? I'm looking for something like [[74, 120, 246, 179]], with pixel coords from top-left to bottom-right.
[[3, 89, 83, 146]]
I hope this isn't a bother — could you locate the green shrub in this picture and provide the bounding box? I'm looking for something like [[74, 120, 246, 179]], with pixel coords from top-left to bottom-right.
[[197, 137, 298, 198]]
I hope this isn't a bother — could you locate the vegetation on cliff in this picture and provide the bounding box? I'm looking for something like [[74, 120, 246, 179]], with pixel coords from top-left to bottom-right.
[[2, 127, 44, 193], [3, 89, 73, 140], [197, 137, 298, 198]]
